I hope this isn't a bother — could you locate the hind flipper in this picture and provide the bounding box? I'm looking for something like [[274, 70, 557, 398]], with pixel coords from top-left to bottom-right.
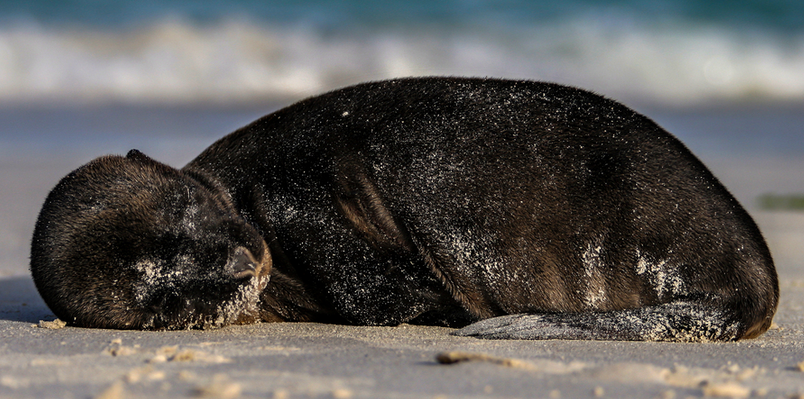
[[453, 301, 749, 342]]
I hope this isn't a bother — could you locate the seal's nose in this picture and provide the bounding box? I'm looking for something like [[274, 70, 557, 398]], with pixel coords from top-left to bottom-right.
[[229, 247, 258, 280]]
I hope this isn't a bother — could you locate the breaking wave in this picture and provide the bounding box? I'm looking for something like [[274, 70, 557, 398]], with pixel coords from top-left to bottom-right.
[[1, 17, 802, 106]]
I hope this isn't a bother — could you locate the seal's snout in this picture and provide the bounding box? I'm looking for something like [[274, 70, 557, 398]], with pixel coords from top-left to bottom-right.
[[229, 246, 259, 280]]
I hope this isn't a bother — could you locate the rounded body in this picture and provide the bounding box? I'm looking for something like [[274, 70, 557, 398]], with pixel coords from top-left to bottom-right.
[[32, 77, 778, 340]]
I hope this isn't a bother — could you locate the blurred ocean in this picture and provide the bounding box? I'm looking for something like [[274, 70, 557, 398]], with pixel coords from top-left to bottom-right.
[[1, 0, 803, 106]]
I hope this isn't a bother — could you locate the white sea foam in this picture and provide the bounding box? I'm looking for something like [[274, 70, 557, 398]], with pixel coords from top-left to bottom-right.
[[0, 18, 802, 105]]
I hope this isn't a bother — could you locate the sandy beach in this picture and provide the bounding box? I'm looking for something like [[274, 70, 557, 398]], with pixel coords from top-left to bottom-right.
[[2, 104, 804, 398]]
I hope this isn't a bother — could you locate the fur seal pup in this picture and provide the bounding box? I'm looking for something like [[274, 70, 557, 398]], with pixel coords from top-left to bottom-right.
[[30, 77, 778, 341]]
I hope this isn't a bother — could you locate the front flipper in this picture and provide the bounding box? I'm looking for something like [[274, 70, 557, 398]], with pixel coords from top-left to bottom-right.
[[453, 301, 756, 342]]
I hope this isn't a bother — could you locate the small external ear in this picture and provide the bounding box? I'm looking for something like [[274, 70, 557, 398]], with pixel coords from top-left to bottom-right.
[[126, 149, 153, 162]]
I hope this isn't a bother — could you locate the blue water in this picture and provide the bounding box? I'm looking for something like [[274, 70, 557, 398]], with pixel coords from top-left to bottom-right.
[[2, 0, 802, 32], [0, 0, 802, 105]]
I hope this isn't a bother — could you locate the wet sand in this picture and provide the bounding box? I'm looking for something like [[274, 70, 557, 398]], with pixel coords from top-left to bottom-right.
[[1, 104, 803, 398]]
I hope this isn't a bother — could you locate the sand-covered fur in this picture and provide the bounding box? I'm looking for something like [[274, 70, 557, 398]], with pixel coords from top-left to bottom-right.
[[30, 77, 778, 340], [31, 151, 271, 329]]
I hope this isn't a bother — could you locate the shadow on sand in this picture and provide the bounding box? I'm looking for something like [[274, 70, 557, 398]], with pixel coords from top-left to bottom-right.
[[0, 276, 53, 323]]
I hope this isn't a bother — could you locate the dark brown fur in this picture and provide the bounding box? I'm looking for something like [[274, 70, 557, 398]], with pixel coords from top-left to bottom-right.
[[30, 77, 778, 341]]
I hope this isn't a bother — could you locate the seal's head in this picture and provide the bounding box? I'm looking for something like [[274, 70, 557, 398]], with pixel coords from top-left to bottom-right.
[[30, 150, 271, 330]]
